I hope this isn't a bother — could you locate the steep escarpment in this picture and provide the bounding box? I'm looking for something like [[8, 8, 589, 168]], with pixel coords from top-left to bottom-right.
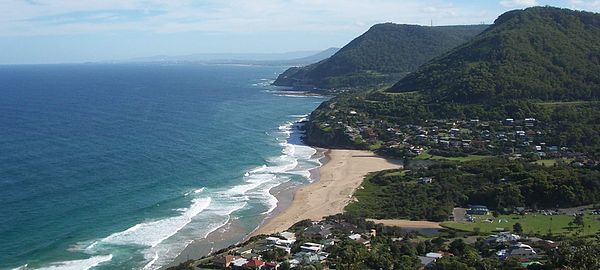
[[390, 7, 600, 103], [275, 23, 488, 90]]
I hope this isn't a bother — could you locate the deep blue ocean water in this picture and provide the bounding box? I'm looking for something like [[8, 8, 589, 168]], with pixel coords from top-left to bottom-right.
[[0, 64, 325, 269]]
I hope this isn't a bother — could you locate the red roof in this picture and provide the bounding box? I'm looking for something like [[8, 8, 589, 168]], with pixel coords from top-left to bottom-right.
[[244, 259, 265, 268]]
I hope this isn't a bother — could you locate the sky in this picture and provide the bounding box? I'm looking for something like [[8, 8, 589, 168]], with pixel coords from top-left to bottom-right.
[[1, 0, 599, 64]]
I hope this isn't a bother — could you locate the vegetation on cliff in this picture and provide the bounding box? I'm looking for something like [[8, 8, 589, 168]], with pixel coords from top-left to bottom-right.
[[390, 7, 600, 103], [275, 23, 487, 90]]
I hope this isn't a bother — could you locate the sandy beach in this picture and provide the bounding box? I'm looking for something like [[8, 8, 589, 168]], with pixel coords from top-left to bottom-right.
[[251, 149, 402, 236]]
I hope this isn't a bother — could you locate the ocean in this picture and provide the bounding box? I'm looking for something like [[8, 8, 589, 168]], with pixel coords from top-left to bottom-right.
[[0, 64, 325, 269]]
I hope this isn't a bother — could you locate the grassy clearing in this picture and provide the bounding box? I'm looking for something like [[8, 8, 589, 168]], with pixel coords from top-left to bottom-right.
[[416, 152, 492, 162], [383, 170, 407, 178], [536, 101, 600, 108], [442, 213, 600, 236], [346, 175, 382, 214], [533, 158, 574, 167]]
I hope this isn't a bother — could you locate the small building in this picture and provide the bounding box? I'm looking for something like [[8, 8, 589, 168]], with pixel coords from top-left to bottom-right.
[[419, 256, 436, 268], [279, 231, 296, 241], [348, 234, 370, 246], [535, 239, 559, 250], [419, 177, 434, 184], [524, 118, 536, 127], [231, 258, 249, 270], [498, 243, 537, 260], [304, 224, 333, 239], [466, 205, 489, 215], [486, 232, 521, 243], [425, 252, 444, 259], [263, 262, 279, 270], [348, 234, 362, 241], [243, 258, 265, 269], [237, 247, 253, 255], [300, 242, 323, 253], [212, 255, 239, 268]]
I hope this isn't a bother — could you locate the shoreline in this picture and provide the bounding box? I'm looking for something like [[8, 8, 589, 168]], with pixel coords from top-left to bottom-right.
[[250, 149, 402, 236], [167, 148, 401, 268], [166, 135, 327, 269], [243, 148, 329, 241]]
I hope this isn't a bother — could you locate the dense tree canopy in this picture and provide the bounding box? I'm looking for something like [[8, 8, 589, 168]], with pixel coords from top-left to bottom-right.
[[346, 158, 600, 221], [274, 23, 487, 89], [390, 7, 600, 103]]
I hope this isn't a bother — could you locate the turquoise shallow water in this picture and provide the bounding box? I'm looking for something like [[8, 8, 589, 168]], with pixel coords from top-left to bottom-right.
[[0, 64, 324, 269]]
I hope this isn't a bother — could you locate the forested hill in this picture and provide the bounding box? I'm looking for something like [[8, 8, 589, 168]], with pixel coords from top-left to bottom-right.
[[273, 23, 488, 90], [390, 7, 600, 103]]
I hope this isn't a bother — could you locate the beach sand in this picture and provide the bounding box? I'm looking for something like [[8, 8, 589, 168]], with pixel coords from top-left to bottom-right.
[[251, 149, 402, 236]]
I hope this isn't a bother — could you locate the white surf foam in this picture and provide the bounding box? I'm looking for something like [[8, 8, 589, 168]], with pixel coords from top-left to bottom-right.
[[100, 197, 212, 248], [34, 254, 112, 270]]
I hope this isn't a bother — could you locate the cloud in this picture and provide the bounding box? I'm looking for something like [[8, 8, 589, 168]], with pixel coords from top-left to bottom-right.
[[0, 0, 494, 36], [568, 0, 600, 11], [500, 0, 538, 7]]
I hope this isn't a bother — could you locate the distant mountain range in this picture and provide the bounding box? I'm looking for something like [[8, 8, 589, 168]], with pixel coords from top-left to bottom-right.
[[274, 23, 488, 90], [111, 48, 339, 66]]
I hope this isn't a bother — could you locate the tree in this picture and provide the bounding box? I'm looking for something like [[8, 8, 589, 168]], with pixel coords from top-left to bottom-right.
[[431, 257, 475, 270], [513, 222, 524, 234], [279, 261, 291, 270], [573, 214, 585, 228], [449, 239, 467, 256]]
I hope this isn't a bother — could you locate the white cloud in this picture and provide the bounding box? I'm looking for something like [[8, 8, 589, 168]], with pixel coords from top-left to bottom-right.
[[0, 0, 494, 36], [568, 0, 600, 11], [500, 0, 538, 8]]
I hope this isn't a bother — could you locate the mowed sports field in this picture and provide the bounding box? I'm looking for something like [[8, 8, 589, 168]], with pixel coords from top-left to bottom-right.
[[442, 213, 600, 236]]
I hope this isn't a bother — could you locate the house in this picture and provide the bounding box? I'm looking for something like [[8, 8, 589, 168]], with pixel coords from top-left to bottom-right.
[[535, 240, 559, 250], [486, 232, 521, 243], [304, 224, 333, 239], [419, 177, 433, 184], [237, 247, 253, 255], [243, 258, 265, 269], [348, 234, 370, 246], [279, 231, 296, 241], [266, 236, 295, 254], [263, 262, 279, 270], [212, 255, 239, 268], [419, 256, 436, 268], [524, 118, 536, 127], [231, 258, 249, 270], [291, 251, 329, 266], [466, 205, 489, 215], [300, 242, 323, 253], [425, 252, 444, 259], [497, 243, 537, 260]]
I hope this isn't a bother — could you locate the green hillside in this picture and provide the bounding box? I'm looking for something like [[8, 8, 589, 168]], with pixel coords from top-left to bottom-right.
[[303, 7, 600, 158], [390, 7, 600, 103], [274, 23, 487, 90]]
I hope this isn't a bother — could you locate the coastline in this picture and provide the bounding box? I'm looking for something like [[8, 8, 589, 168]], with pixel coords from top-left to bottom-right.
[[250, 149, 402, 236], [168, 148, 401, 268]]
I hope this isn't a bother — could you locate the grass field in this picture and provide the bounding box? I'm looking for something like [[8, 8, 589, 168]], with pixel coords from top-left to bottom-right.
[[416, 152, 492, 162], [533, 158, 574, 167], [442, 213, 600, 236], [382, 170, 406, 177]]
